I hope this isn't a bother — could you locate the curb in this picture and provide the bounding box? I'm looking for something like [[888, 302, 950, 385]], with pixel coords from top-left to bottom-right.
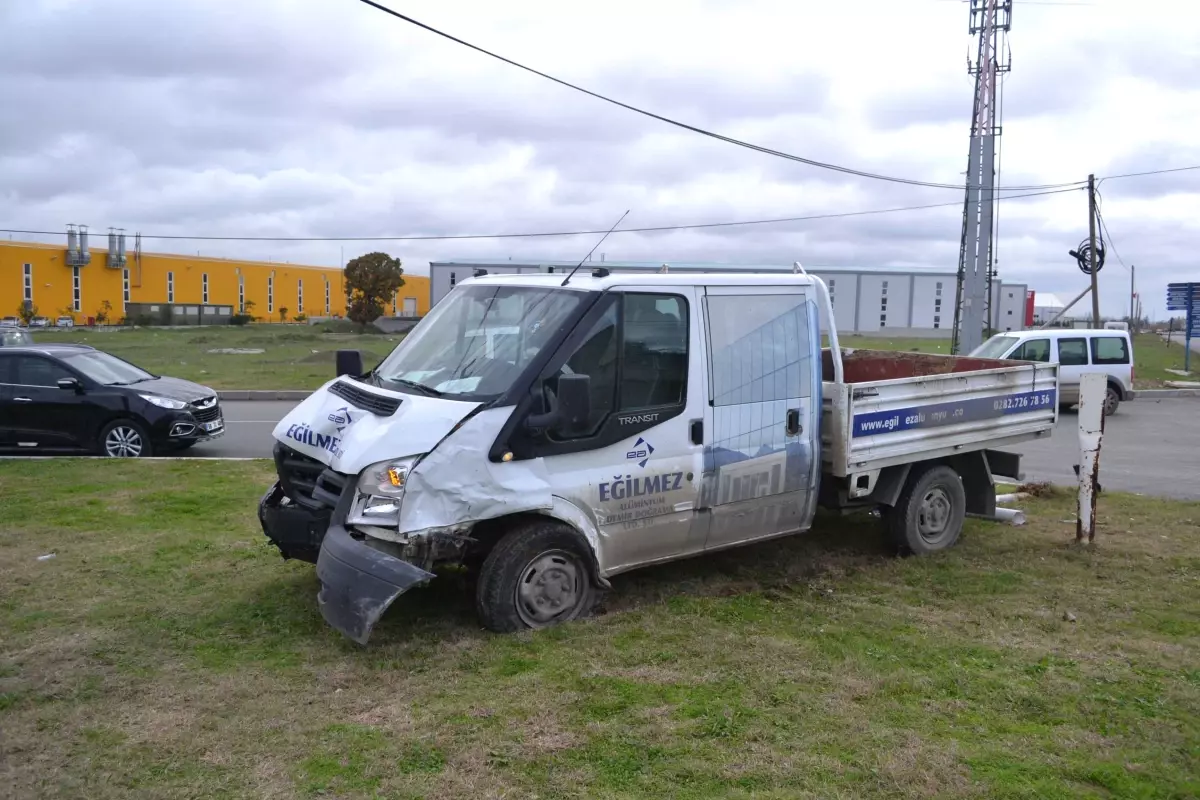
[[217, 390, 310, 401], [1130, 389, 1200, 399]]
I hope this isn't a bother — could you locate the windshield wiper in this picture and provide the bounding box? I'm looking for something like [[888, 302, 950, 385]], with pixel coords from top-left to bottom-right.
[[384, 378, 444, 397]]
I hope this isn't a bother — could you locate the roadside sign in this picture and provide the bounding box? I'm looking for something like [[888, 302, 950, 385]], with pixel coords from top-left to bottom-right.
[[1166, 281, 1200, 311]]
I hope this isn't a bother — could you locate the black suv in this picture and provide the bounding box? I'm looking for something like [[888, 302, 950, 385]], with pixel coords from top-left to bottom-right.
[[0, 345, 224, 457]]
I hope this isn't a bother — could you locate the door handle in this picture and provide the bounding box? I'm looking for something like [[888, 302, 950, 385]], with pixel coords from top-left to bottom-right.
[[14, 397, 33, 403], [785, 408, 802, 436], [689, 419, 703, 445]]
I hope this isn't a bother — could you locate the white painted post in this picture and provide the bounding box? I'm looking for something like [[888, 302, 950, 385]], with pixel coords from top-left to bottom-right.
[[1076, 373, 1106, 543]]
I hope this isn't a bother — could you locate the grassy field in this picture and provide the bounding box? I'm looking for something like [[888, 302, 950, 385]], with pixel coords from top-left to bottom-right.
[[1, 460, 1197, 799], [27, 325, 400, 390]]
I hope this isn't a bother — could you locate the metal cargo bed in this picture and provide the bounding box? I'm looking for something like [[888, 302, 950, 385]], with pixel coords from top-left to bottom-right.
[[819, 348, 1058, 479]]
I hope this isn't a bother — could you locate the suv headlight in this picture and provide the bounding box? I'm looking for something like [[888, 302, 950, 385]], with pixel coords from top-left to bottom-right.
[[140, 394, 188, 410], [347, 457, 418, 528]]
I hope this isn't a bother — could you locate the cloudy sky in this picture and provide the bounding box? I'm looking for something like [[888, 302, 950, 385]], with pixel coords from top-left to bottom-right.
[[2, 0, 1197, 318]]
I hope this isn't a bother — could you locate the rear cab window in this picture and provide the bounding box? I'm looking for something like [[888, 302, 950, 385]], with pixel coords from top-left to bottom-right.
[[1091, 336, 1131, 365], [1057, 338, 1089, 366]]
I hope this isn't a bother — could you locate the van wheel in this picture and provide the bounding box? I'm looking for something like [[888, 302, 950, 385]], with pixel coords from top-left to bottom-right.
[[1103, 385, 1120, 416], [887, 465, 966, 555], [475, 521, 597, 633], [99, 420, 153, 458]]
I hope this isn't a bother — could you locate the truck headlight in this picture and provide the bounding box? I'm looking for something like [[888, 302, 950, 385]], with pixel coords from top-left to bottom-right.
[[347, 457, 417, 528]]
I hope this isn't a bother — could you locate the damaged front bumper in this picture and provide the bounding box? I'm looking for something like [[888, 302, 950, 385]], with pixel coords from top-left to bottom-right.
[[259, 470, 438, 645], [316, 525, 436, 645]]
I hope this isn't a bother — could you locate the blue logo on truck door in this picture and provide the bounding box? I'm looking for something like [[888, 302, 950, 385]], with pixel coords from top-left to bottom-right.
[[852, 389, 1056, 438], [626, 437, 654, 468]]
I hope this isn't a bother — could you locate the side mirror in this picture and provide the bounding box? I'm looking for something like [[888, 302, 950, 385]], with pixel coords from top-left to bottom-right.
[[524, 373, 592, 434], [555, 373, 592, 434], [335, 349, 363, 378], [57, 377, 81, 393]]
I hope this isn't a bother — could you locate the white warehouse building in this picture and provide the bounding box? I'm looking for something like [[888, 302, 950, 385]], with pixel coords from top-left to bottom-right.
[[428, 259, 1029, 336]]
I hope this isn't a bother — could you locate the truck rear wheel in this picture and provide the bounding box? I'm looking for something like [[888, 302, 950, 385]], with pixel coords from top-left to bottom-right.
[[475, 520, 597, 633], [887, 465, 966, 555]]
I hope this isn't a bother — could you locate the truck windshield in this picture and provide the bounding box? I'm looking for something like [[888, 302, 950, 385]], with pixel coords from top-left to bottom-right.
[[969, 335, 1020, 359], [374, 284, 587, 400]]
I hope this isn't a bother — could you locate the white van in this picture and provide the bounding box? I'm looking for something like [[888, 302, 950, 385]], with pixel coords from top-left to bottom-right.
[[970, 328, 1134, 415]]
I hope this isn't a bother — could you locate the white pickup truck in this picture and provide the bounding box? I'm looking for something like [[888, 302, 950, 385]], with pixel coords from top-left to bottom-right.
[[259, 269, 1058, 644]]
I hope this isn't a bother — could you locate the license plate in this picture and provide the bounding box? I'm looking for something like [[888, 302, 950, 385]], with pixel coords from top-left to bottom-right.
[[201, 419, 223, 432]]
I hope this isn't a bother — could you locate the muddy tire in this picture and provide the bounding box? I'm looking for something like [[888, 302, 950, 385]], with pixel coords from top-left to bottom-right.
[[887, 465, 966, 555], [475, 520, 597, 633], [98, 419, 153, 458], [1103, 384, 1120, 416]]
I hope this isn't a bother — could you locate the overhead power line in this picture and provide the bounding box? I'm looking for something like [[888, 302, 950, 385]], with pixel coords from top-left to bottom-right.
[[1099, 164, 1200, 183], [0, 187, 1080, 244], [352, 0, 1085, 193], [1093, 194, 1130, 275]]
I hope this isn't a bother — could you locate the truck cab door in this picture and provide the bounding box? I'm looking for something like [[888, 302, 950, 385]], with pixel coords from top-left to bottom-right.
[[515, 287, 706, 573], [695, 285, 822, 551]]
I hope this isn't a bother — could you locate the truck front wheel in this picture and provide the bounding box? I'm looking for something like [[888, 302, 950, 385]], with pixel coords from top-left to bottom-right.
[[887, 465, 966, 555], [475, 520, 597, 633]]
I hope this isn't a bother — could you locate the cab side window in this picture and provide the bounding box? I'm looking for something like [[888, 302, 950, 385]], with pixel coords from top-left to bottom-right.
[[621, 294, 687, 409], [1010, 338, 1050, 362], [1091, 336, 1130, 365], [1057, 338, 1089, 366], [545, 293, 688, 440]]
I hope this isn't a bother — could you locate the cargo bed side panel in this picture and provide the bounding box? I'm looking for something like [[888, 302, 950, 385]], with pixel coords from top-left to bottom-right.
[[821, 362, 1058, 476]]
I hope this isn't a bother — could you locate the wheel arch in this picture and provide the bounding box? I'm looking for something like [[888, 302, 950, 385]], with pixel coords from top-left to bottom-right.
[[466, 498, 610, 588], [871, 451, 996, 517]]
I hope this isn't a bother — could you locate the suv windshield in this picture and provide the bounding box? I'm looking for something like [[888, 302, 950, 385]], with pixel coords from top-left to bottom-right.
[[63, 350, 155, 385], [375, 284, 588, 399], [970, 335, 1020, 359]]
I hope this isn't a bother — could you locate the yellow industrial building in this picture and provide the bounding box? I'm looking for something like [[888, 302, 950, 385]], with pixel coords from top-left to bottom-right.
[[1, 236, 429, 324]]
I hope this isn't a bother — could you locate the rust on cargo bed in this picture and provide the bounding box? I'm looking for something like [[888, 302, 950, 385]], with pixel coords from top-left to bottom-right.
[[821, 348, 1014, 384]]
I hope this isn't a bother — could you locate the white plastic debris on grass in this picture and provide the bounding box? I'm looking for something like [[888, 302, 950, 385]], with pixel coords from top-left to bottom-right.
[[994, 507, 1026, 526], [36, 553, 56, 561], [206, 348, 265, 355]]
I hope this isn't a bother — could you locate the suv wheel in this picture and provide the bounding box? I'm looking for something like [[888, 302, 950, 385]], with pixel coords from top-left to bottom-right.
[[100, 420, 152, 458]]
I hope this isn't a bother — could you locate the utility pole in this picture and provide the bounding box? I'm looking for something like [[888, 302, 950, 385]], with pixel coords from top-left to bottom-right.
[[1088, 174, 1100, 325], [1129, 264, 1136, 332], [951, 0, 1013, 354]]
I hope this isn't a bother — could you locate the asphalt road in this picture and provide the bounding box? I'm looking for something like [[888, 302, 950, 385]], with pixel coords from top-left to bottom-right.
[[196, 398, 1200, 500]]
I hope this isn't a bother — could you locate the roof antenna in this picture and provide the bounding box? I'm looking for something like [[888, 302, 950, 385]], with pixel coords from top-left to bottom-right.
[[562, 210, 629, 287]]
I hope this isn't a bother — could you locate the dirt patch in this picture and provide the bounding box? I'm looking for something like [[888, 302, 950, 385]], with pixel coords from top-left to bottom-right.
[[1017, 481, 1060, 498]]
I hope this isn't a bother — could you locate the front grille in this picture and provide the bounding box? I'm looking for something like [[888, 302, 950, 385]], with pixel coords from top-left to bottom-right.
[[192, 403, 221, 423], [328, 380, 402, 417], [274, 443, 348, 511]]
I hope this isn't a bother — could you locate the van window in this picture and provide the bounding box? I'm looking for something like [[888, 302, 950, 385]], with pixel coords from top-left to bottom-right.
[[1010, 338, 1050, 362], [548, 293, 688, 438], [1091, 336, 1130, 365], [970, 335, 1019, 359], [1058, 338, 1089, 366]]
